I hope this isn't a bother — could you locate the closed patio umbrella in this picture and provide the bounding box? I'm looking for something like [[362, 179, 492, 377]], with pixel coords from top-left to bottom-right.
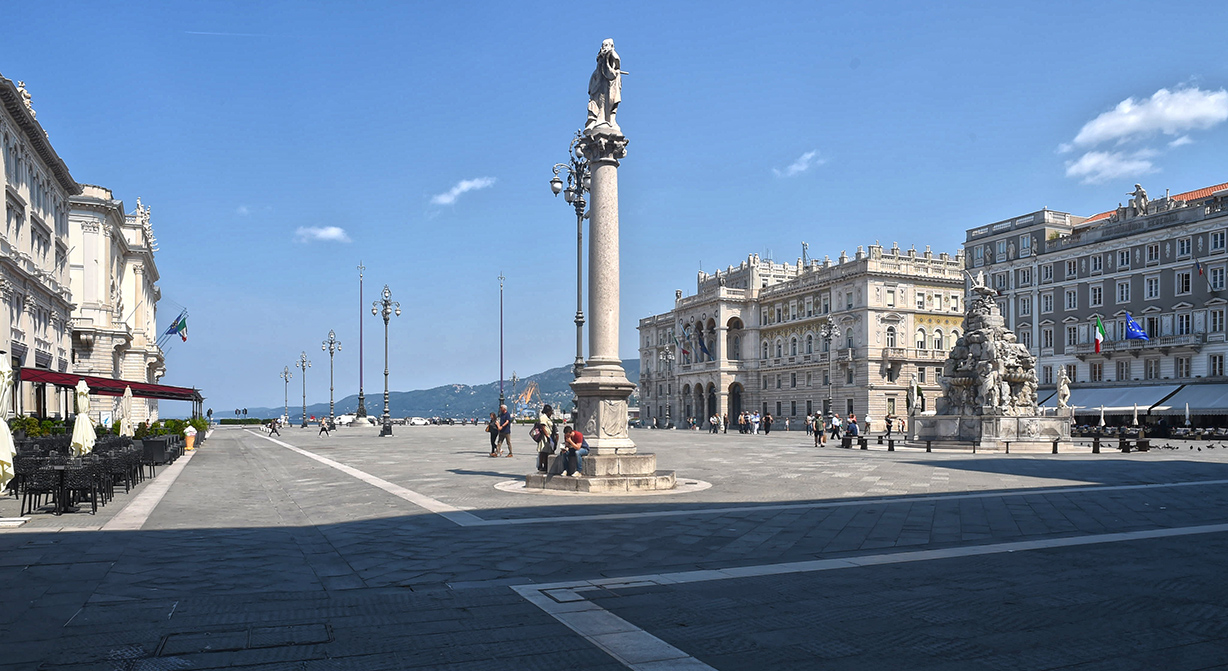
[[1185, 402, 1192, 428], [119, 386, 134, 437], [1099, 406, 1106, 427], [0, 355, 14, 490], [1132, 403, 1139, 426], [70, 379, 96, 456]]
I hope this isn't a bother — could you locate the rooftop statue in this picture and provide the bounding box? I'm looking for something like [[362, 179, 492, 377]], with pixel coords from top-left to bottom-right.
[[1129, 184, 1149, 217]]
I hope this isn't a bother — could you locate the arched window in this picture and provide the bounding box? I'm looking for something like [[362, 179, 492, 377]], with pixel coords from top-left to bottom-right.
[[775, 340, 783, 357], [806, 334, 814, 354], [761, 341, 769, 359], [731, 335, 741, 359], [790, 338, 798, 356], [916, 328, 927, 349], [933, 329, 944, 351], [886, 326, 897, 348]]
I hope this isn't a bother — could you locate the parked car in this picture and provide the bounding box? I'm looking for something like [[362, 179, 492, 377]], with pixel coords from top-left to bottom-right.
[[408, 417, 429, 426], [334, 414, 357, 426]]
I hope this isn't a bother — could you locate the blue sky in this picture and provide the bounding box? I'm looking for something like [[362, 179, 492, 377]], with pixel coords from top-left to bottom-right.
[[5, 1, 1227, 414]]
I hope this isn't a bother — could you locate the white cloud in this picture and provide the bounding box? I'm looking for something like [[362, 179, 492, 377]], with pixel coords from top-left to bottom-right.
[[1064, 150, 1156, 185], [294, 226, 352, 243], [236, 205, 250, 216], [773, 150, 825, 177], [1070, 86, 1228, 148], [430, 177, 496, 205], [1168, 135, 1194, 148]]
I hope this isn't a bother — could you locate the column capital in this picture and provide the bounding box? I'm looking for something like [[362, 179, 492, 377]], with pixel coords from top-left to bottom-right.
[[579, 130, 629, 163]]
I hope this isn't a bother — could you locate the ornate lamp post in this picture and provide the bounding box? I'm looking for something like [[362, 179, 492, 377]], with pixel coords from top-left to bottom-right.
[[279, 366, 292, 425], [372, 284, 400, 436], [322, 330, 342, 425], [658, 347, 675, 428], [295, 352, 311, 428], [819, 322, 841, 421], [356, 262, 367, 418], [550, 131, 591, 390], [498, 273, 505, 408]]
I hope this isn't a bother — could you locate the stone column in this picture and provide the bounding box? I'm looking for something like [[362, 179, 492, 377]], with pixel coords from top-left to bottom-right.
[[572, 129, 635, 455]]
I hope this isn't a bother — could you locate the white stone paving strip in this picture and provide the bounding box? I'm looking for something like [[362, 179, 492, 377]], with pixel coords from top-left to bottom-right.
[[245, 430, 485, 527], [100, 450, 196, 531], [515, 521, 1228, 671]]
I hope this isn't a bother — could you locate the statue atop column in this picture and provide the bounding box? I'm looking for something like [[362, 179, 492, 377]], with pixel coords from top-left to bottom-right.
[[586, 39, 627, 135]]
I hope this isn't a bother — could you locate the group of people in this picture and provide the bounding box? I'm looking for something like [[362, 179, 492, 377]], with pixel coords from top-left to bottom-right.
[[484, 403, 589, 477]]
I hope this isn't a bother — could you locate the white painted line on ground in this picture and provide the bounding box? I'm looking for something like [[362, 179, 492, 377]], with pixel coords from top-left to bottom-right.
[[516, 521, 1228, 671], [101, 450, 196, 531], [246, 430, 484, 527]]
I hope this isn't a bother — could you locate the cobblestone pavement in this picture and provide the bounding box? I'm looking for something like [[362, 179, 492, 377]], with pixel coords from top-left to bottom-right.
[[3, 425, 1228, 669]]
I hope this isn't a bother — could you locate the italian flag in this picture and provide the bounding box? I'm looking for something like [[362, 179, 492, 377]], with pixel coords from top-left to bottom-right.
[[1094, 316, 1106, 353]]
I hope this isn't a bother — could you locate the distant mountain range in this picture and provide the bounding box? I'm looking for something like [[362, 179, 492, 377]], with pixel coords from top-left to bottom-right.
[[238, 359, 640, 421]]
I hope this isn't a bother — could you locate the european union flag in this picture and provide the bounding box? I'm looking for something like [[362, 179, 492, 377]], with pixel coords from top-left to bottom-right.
[[1125, 312, 1149, 341]]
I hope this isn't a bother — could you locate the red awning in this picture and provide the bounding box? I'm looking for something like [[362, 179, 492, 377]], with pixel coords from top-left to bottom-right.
[[19, 368, 202, 402]]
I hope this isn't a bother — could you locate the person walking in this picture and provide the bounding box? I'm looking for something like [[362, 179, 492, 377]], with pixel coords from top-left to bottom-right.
[[805, 413, 813, 437], [885, 415, 894, 439], [495, 404, 513, 458], [269, 419, 281, 437], [318, 416, 330, 437], [486, 411, 500, 457], [763, 412, 773, 435], [830, 413, 842, 441], [812, 413, 823, 447], [751, 411, 761, 435], [535, 404, 556, 473], [864, 413, 873, 435], [722, 413, 729, 434]]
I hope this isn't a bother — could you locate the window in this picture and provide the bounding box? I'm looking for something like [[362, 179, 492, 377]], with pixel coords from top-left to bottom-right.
[[1065, 289, 1077, 311], [806, 372, 812, 387], [823, 371, 829, 386], [887, 398, 896, 416], [993, 273, 1006, 290], [1118, 250, 1130, 268], [1041, 265, 1053, 282], [822, 295, 830, 313], [1090, 285, 1103, 307], [885, 326, 896, 348], [1117, 360, 1131, 381], [932, 330, 943, 350], [1090, 362, 1103, 382], [1177, 238, 1191, 258], [790, 401, 797, 417], [1017, 328, 1030, 348], [761, 309, 769, 326], [1145, 359, 1160, 380], [763, 377, 769, 390], [790, 372, 797, 388], [846, 368, 854, 384], [790, 338, 798, 356], [1041, 327, 1053, 349], [776, 401, 782, 417], [951, 296, 959, 311], [1211, 267, 1225, 291], [918, 368, 926, 384], [761, 342, 769, 359], [1146, 244, 1160, 264], [1146, 316, 1159, 338], [1212, 309, 1225, 333], [847, 294, 854, 310], [1042, 293, 1053, 313], [776, 375, 782, 389], [1175, 271, 1191, 295], [1176, 357, 1191, 378], [916, 328, 927, 349], [997, 240, 1007, 260], [1066, 325, 1078, 347], [1066, 260, 1078, 278], [1019, 296, 1032, 316], [806, 334, 813, 353], [1020, 234, 1032, 256], [1019, 268, 1032, 286], [1212, 231, 1226, 252], [776, 341, 783, 357], [916, 293, 925, 310], [776, 307, 783, 323], [1066, 364, 1077, 383], [974, 246, 984, 265], [1177, 313, 1191, 335], [1042, 365, 1053, 385], [1211, 354, 1225, 377], [1145, 277, 1160, 299], [886, 367, 898, 382], [886, 289, 895, 307], [1117, 281, 1131, 303]]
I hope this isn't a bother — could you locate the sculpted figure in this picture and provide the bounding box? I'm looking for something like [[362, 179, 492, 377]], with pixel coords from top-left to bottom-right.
[[1056, 367, 1071, 409], [907, 373, 918, 415], [586, 39, 627, 134], [1129, 184, 1148, 216]]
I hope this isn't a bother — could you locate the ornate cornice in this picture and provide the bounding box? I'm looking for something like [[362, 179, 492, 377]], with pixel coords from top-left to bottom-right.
[[0, 76, 80, 195]]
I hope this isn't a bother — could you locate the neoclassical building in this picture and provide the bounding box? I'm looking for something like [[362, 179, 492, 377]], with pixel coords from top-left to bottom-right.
[[69, 186, 165, 424], [1, 75, 79, 417], [639, 244, 965, 429], [967, 181, 1228, 423]]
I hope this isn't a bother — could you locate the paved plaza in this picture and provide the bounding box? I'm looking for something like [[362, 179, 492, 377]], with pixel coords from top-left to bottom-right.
[[3, 425, 1228, 669]]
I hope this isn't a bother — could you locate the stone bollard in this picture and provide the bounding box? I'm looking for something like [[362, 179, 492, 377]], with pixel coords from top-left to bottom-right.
[[877, 435, 884, 445], [973, 442, 977, 454], [1093, 437, 1100, 454], [926, 440, 932, 453], [842, 435, 852, 449], [859, 437, 868, 450], [1052, 440, 1059, 454], [1005, 441, 1010, 454], [888, 439, 895, 452]]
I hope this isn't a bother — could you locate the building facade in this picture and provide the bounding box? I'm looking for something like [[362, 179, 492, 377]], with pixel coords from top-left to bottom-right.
[[966, 181, 1228, 422], [69, 186, 165, 424], [0, 76, 79, 418], [639, 243, 965, 429]]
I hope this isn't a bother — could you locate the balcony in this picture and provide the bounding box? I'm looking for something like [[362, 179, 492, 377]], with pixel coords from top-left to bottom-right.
[[882, 347, 950, 362], [1074, 332, 1206, 359]]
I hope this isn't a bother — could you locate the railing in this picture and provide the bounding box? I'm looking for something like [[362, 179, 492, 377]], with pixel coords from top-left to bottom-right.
[[1074, 332, 1206, 355], [882, 347, 949, 361]]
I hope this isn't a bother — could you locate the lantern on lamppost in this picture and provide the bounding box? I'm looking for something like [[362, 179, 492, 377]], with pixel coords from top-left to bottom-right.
[[372, 284, 401, 436], [295, 352, 311, 428]]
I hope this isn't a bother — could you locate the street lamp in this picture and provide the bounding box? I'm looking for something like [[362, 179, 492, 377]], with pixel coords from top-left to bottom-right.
[[498, 273, 505, 408], [658, 347, 675, 428], [322, 330, 342, 425], [818, 322, 841, 422], [279, 366, 292, 424], [372, 284, 401, 436], [356, 262, 368, 418], [551, 129, 591, 390], [295, 352, 311, 428]]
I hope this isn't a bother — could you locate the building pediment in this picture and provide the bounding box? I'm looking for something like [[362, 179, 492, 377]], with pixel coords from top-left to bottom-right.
[[1142, 306, 1163, 314]]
